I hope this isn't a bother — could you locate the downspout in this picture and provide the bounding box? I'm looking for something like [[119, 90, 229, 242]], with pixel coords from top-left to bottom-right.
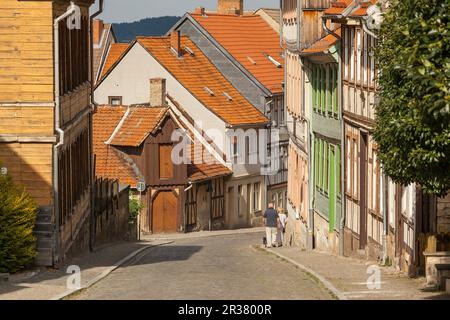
[[296, 0, 301, 51], [89, 0, 104, 251], [53, 1, 78, 264], [382, 173, 388, 263], [338, 40, 346, 257], [321, 14, 346, 256], [279, 0, 283, 48]]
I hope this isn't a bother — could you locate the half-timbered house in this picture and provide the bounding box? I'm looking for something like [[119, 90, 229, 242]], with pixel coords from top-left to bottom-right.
[[94, 32, 269, 230], [169, 1, 288, 213], [93, 84, 232, 233]]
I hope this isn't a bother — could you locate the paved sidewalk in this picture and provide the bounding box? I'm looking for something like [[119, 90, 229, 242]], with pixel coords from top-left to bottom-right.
[[262, 246, 450, 300], [0, 240, 169, 300], [142, 227, 266, 241]]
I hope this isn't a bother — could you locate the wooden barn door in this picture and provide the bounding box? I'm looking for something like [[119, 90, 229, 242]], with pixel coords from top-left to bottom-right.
[[152, 191, 178, 233]]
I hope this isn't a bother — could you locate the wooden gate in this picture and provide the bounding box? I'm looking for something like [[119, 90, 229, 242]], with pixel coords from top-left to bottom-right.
[[152, 191, 178, 233]]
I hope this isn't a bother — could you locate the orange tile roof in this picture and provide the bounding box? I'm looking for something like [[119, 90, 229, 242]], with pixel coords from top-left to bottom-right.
[[302, 28, 342, 54], [188, 140, 232, 182], [94, 105, 231, 187], [109, 107, 169, 147], [93, 106, 140, 188], [137, 36, 269, 127], [324, 0, 378, 17], [349, 1, 378, 17], [190, 13, 284, 94], [324, 0, 354, 15], [100, 43, 129, 79]]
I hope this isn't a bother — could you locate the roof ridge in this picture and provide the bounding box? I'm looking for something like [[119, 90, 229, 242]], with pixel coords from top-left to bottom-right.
[[105, 106, 131, 145]]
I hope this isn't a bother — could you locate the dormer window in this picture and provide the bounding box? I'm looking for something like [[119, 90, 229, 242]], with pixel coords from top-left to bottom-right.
[[109, 96, 122, 106]]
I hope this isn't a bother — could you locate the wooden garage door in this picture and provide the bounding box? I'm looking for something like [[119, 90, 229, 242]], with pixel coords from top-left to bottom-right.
[[152, 191, 178, 233]]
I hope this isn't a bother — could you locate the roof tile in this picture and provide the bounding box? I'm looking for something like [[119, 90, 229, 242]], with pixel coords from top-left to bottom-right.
[[191, 13, 284, 94], [137, 36, 268, 127]]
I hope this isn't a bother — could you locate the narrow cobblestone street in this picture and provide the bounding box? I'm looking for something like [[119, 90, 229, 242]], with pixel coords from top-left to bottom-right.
[[70, 232, 334, 300]]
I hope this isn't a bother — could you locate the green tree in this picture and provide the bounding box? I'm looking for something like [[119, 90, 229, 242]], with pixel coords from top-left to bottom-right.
[[0, 166, 38, 273], [374, 0, 450, 196]]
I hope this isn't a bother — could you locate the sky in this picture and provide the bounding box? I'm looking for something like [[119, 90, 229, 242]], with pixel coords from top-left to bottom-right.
[[94, 0, 279, 23]]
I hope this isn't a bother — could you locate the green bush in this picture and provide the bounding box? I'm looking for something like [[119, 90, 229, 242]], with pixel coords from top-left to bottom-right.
[[0, 168, 38, 273], [129, 193, 144, 224]]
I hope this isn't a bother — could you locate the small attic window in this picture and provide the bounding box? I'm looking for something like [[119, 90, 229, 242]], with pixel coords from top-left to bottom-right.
[[264, 53, 282, 68], [185, 46, 195, 56], [204, 87, 215, 96], [247, 56, 256, 65], [223, 92, 233, 101]]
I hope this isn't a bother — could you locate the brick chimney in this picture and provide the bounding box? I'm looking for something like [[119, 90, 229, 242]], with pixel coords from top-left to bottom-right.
[[150, 78, 167, 107], [93, 19, 104, 46], [170, 30, 182, 57], [194, 7, 206, 15], [217, 0, 244, 15]]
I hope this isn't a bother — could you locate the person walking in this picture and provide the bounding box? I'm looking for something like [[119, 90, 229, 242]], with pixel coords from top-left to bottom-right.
[[276, 207, 287, 247], [263, 203, 278, 248]]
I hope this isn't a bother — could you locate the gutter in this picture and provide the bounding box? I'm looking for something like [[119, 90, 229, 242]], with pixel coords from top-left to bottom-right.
[[53, 1, 78, 264]]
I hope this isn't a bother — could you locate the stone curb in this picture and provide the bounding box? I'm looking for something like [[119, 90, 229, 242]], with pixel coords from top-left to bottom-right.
[[50, 241, 173, 300], [143, 228, 265, 241], [258, 246, 347, 300]]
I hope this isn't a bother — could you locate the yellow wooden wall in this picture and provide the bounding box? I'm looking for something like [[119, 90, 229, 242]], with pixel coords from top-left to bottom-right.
[[0, 0, 54, 102], [0, 142, 53, 206]]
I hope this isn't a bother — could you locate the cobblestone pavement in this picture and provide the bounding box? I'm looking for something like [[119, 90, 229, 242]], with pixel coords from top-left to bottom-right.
[[71, 233, 334, 300]]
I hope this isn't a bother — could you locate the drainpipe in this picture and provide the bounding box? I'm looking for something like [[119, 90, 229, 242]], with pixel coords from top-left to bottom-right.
[[279, 0, 283, 48], [296, 0, 301, 51], [382, 173, 388, 263], [321, 14, 346, 256], [89, 0, 104, 250], [338, 35, 346, 257], [53, 1, 78, 264]]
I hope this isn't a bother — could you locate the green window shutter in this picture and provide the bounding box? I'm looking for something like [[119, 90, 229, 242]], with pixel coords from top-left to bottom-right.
[[336, 145, 341, 195], [333, 65, 338, 115], [327, 65, 332, 114], [324, 142, 328, 193], [321, 67, 326, 114], [318, 139, 323, 191], [314, 138, 319, 188], [312, 66, 317, 110], [328, 145, 336, 232], [320, 66, 325, 112]]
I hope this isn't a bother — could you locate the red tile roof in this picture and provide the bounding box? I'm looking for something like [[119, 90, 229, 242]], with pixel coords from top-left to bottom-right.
[[93, 106, 140, 188], [324, 0, 378, 17], [302, 28, 342, 54], [93, 105, 231, 187], [349, 1, 378, 17], [109, 107, 169, 147], [190, 13, 284, 94], [188, 140, 232, 182], [324, 0, 354, 15], [100, 43, 129, 79], [137, 36, 269, 127]]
